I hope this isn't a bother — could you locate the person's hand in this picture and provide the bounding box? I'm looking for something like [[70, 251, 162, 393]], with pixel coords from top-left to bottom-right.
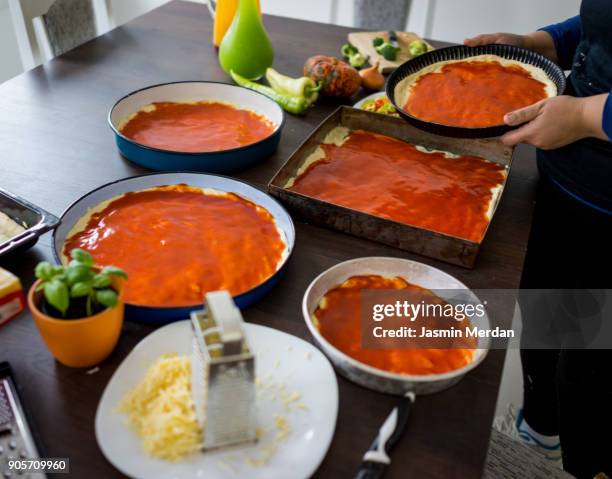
[[464, 33, 528, 48], [501, 95, 609, 149]]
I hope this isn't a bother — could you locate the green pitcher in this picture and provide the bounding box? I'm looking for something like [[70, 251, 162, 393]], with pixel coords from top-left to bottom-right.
[[218, 0, 274, 80]]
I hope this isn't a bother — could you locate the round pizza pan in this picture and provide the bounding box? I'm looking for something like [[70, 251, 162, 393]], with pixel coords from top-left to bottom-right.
[[386, 44, 566, 138], [108, 81, 285, 173], [302, 257, 490, 395], [52, 172, 295, 324]]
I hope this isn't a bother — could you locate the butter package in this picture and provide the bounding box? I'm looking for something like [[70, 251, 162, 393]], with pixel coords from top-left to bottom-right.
[[0, 267, 25, 328]]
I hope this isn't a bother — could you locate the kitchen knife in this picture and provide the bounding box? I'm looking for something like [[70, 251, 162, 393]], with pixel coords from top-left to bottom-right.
[[354, 391, 415, 479], [387, 30, 400, 48]]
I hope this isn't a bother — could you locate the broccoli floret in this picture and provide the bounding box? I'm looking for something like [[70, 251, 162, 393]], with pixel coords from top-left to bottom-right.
[[375, 42, 400, 61], [349, 53, 366, 68], [372, 37, 385, 48], [341, 43, 358, 58], [341, 43, 366, 68], [408, 40, 428, 56]]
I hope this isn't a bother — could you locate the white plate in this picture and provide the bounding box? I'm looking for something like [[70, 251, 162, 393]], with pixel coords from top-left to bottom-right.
[[353, 91, 387, 110], [95, 322, 338, 479]]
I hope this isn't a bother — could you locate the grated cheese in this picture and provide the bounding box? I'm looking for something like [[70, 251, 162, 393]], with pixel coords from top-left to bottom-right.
[[0, 211, 26, 244], [117, 354, 202, 461]]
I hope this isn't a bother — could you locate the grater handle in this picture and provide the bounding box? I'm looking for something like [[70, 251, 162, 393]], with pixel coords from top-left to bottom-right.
[[204, 291, 245, 356]]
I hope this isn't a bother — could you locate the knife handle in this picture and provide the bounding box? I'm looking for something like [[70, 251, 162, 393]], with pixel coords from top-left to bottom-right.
[[354, 461, 387, 479], [385, 391, 415, 453], [354, 391, 416, 479]]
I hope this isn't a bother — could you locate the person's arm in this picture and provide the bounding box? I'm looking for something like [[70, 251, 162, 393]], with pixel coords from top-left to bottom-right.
[[464, 16, 582, 67], [464, 31, 558, 63], [501, 93, 611, 149], [537, 16, 581, 70]]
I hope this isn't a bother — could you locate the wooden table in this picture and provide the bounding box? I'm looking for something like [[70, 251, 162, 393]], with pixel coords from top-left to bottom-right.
[[0, 2, 538, 477]]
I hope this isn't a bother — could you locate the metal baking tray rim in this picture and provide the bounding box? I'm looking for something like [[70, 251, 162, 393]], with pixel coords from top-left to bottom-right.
[[0, 186, 60, 256], [272, 185, 483, 246]]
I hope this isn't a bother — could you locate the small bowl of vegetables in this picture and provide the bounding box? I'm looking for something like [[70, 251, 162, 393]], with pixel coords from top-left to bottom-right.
[[353, 92, 399, 117]]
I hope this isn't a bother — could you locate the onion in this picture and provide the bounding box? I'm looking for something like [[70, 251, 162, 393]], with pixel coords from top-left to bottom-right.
[[359, 62, 385, 91]]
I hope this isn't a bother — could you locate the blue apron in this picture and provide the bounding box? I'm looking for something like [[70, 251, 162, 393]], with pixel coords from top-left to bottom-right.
[[537, 0, 612, 213]]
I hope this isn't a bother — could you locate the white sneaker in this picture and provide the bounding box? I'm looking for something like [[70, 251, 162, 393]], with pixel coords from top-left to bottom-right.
[[493, 403, 562, 465]]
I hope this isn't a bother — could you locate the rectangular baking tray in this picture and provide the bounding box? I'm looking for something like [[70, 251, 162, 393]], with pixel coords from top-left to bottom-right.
[[268, 106, 515, 268], [0, 187, 60, 257]]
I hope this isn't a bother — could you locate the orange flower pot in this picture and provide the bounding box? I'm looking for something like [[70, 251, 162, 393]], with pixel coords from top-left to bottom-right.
[[28, 277, 124, 368]]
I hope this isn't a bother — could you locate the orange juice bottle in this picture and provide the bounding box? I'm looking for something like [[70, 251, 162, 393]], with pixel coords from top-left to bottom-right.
[[211, 0, 261, 47]]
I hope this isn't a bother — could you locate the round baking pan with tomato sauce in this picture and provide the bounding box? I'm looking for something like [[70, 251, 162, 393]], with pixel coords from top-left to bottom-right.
[[108, 82, 285, 173], [53, 172, 295, 324], [387, 44, 566, 138]]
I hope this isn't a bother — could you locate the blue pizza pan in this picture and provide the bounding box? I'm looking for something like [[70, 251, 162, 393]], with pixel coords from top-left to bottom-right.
[[52, 172, 295, 324], [108, 81, 285, 173]]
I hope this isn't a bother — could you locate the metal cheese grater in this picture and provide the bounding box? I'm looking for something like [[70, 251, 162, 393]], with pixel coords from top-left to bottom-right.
[[190, 291, 257, 450], [0, 363, 46, 478]]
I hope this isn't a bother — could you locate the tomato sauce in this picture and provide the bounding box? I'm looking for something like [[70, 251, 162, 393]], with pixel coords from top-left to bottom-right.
[[314, 275, 475, 375], [288, 130, 506, 242], [405, 60, 549, 127], [119, 101, 275, 152], [63, 185, 286, 307]]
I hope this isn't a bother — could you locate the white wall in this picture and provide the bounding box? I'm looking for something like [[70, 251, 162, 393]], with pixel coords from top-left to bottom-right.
[[0, 0, 26, 82], [261, 0, 335, 24], [412, 0, 581, 43], [107, 0, 169, 26]]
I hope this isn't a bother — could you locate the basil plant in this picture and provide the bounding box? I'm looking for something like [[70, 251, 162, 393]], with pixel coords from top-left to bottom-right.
[[34, 249, 127, 318]]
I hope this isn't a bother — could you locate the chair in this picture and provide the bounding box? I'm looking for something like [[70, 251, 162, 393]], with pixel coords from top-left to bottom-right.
[[8, 0, 112, 70], [353, 0, 412, 32]]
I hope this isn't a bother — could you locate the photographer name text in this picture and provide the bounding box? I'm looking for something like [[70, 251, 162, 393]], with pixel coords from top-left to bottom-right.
[[372, 325, 514, 338]]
